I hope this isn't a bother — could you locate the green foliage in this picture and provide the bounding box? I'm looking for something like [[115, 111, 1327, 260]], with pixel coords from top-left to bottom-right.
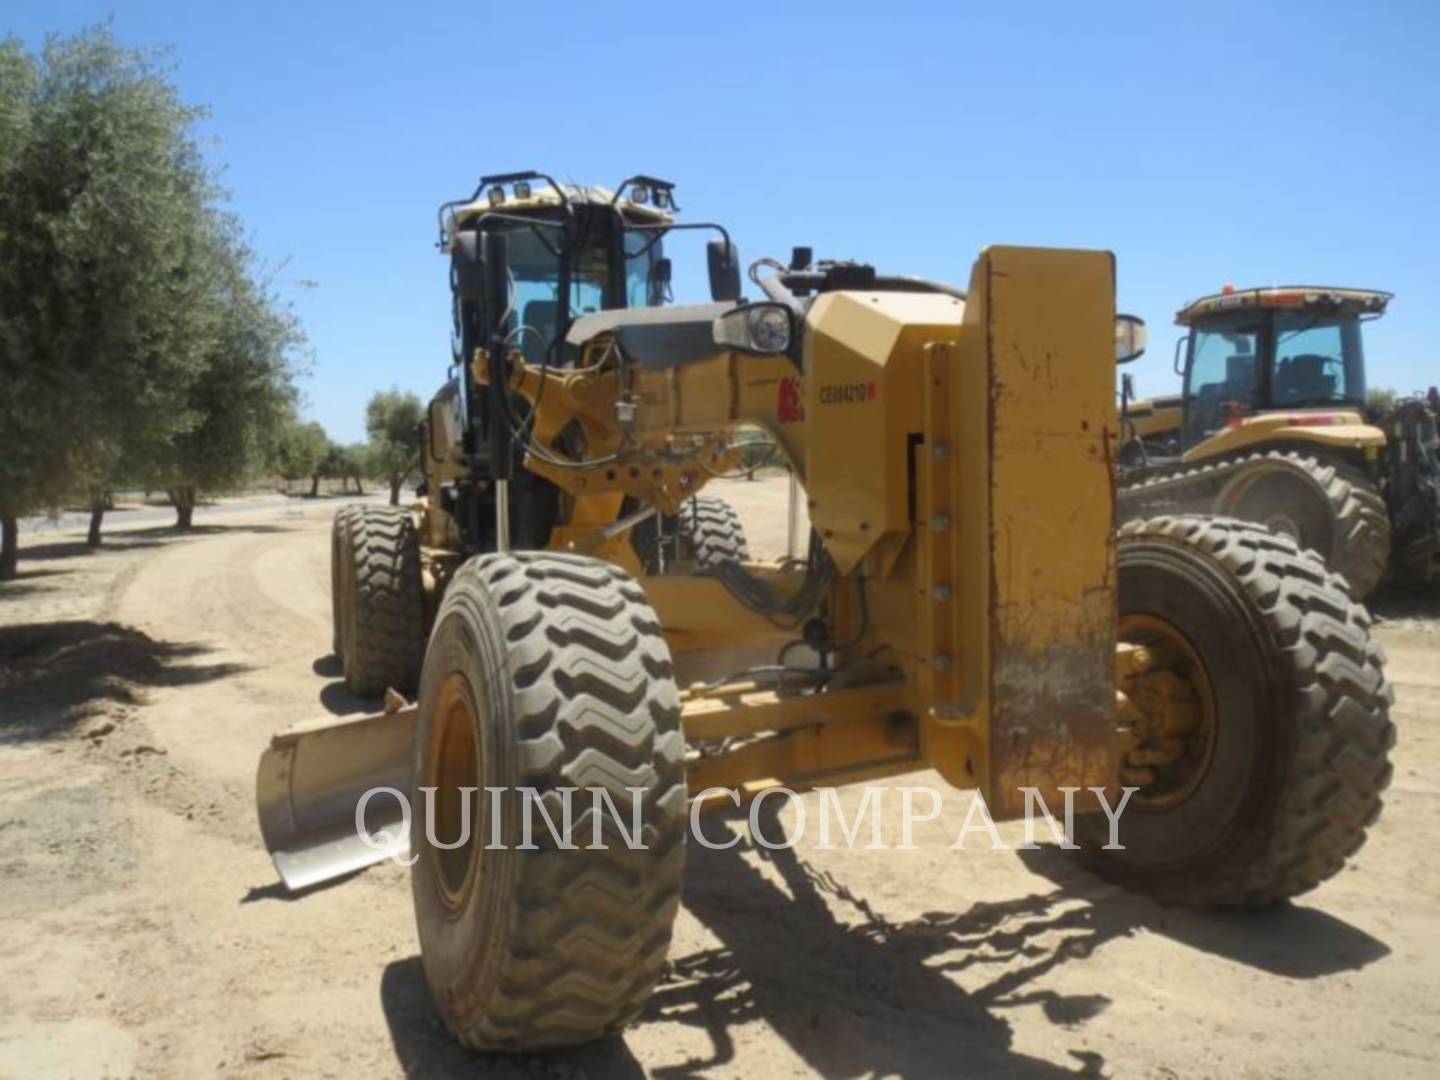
[[0, 27, 304, 559], [144, 219, 305, 501], [1368, 386, 1398, 411], [321, 442, 370, 493], [365, 388, 423, 501], [270, 419, 329, 484]]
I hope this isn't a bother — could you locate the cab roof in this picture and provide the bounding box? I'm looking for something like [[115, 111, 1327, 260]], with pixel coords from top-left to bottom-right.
[[1175, 286, 1392, 326], [443, 184, 673, 249]]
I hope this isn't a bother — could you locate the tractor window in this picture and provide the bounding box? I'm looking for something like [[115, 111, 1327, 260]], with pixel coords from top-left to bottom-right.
[[1184, 315, 1262, 447], [1273, 313, 1365, 406]]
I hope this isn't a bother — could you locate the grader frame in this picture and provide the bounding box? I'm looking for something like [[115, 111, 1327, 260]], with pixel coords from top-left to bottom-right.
[[256, 198, 1393, 1052], [258, 245, 1128, 887]]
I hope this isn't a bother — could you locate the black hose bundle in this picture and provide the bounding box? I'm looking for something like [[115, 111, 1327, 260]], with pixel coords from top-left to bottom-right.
[[707, 529, 835, 630]]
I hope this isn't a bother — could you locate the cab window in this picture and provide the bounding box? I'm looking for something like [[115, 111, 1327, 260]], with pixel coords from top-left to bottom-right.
[[1184, 314, 1262, 446], [1273, 313, 1365, 406]]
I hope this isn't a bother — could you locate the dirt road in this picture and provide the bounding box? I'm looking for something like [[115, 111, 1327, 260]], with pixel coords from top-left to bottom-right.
[[2, 481, 1438, 1078]]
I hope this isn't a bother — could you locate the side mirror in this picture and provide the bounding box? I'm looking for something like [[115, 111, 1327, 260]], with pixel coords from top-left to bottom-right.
[[707, 238, 742, 302], [1115, 314, 1147, 364], [450, 230, 485, 302]]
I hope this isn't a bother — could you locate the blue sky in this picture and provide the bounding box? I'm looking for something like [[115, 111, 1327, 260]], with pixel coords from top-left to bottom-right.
[[8, 1, 1439, 442]]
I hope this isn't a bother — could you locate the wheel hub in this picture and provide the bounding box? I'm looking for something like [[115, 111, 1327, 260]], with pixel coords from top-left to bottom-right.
[[1117, 614, 1218, 811], [428, 672, 481, 910], [1261, 511, 1302, 541]]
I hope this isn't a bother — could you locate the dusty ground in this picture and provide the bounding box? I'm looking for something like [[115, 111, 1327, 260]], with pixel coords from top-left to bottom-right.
[[2, 478, 1438, 1079]]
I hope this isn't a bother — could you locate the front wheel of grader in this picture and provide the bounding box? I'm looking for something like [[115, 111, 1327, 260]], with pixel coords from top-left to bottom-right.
[[409, 552, 687, 1051], [1080, 515, 1395, 907], [340, 505, 426, 698]]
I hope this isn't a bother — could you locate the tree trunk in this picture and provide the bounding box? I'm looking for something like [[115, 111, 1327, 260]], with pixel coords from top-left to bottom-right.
[[310, 474, 321, 498], [171, 487, 196, 530], [0, 512, 17, 581], [389, 474, 402, 506], [86, 488, 112, 547], [353, 476, 365, 496]]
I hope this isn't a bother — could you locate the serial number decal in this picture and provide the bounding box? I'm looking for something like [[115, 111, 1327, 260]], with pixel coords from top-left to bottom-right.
[[819, 380, 877, 405]]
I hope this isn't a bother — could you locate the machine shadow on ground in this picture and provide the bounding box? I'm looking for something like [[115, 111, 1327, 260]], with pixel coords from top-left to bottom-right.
[[371, 794, 1392, 1079], [1016, 846, 1390, 979], [371, 823, 1393, 1077], [315, 653, 391, 717], [642, 804, 1106, 1080], [379, 958, 647, 1079], [644, 812, 1387, 1077], [0, 619, 249, 741], [1369, 582, 1440, 621], [375, 801, 1090, 1080]]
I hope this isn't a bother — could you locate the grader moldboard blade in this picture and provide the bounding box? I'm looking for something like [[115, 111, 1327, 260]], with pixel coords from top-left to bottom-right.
[[255, 690, 416, 891]]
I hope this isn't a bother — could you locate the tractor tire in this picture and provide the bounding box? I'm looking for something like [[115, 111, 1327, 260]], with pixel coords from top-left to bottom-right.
[[1215, 452, 1391, 597], [330, 506, 361, 658], [1326, 462, 1392, 597], [342, 506, 425, 698], [679, 495, 749, 567], [1078, 515, 1394, 907], [410, 552, 686, 1051]]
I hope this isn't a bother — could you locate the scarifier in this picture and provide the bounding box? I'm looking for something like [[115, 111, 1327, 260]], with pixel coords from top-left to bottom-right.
[[255, 173, 1395, 1052]]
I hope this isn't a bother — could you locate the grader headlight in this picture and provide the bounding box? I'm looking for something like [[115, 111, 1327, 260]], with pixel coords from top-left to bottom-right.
[[713, 302, 793, 355]]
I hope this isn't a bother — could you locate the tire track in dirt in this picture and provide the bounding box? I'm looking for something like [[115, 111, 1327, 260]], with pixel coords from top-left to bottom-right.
[[2, 503, 421, 1079]]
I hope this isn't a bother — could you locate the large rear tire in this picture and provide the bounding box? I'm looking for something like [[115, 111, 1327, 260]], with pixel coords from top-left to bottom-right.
[[1217, 452, 1391, 597], [1080, 515, 1394, 907], [410, 552, 686, 1051], [342, 506, 425, 698]]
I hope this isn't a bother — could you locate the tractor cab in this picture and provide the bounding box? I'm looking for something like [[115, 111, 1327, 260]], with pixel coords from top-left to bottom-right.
[[1175, 286, 1390, 451]]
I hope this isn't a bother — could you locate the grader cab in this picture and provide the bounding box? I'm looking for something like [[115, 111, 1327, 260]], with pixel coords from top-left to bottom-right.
[[256, 174, 1393, 1052]]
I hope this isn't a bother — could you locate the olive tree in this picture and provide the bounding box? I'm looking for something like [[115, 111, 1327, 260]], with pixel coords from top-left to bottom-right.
[[365, 389, 423, 505], [270, 419, 329, 494], [0, 29, 302, 571], [144, 221, 304, 527]]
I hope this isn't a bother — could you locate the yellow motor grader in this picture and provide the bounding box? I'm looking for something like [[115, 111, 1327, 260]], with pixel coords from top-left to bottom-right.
[[256, 173, 1394, 1053]]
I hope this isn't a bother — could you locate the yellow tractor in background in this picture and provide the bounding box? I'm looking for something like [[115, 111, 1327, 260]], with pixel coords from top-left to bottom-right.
[[256, 175, 1395, 1053], [1118, 286, 1440, 596]]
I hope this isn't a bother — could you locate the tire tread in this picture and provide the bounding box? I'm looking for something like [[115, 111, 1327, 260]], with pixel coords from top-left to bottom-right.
[[1117, 514, 1394, 906]]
